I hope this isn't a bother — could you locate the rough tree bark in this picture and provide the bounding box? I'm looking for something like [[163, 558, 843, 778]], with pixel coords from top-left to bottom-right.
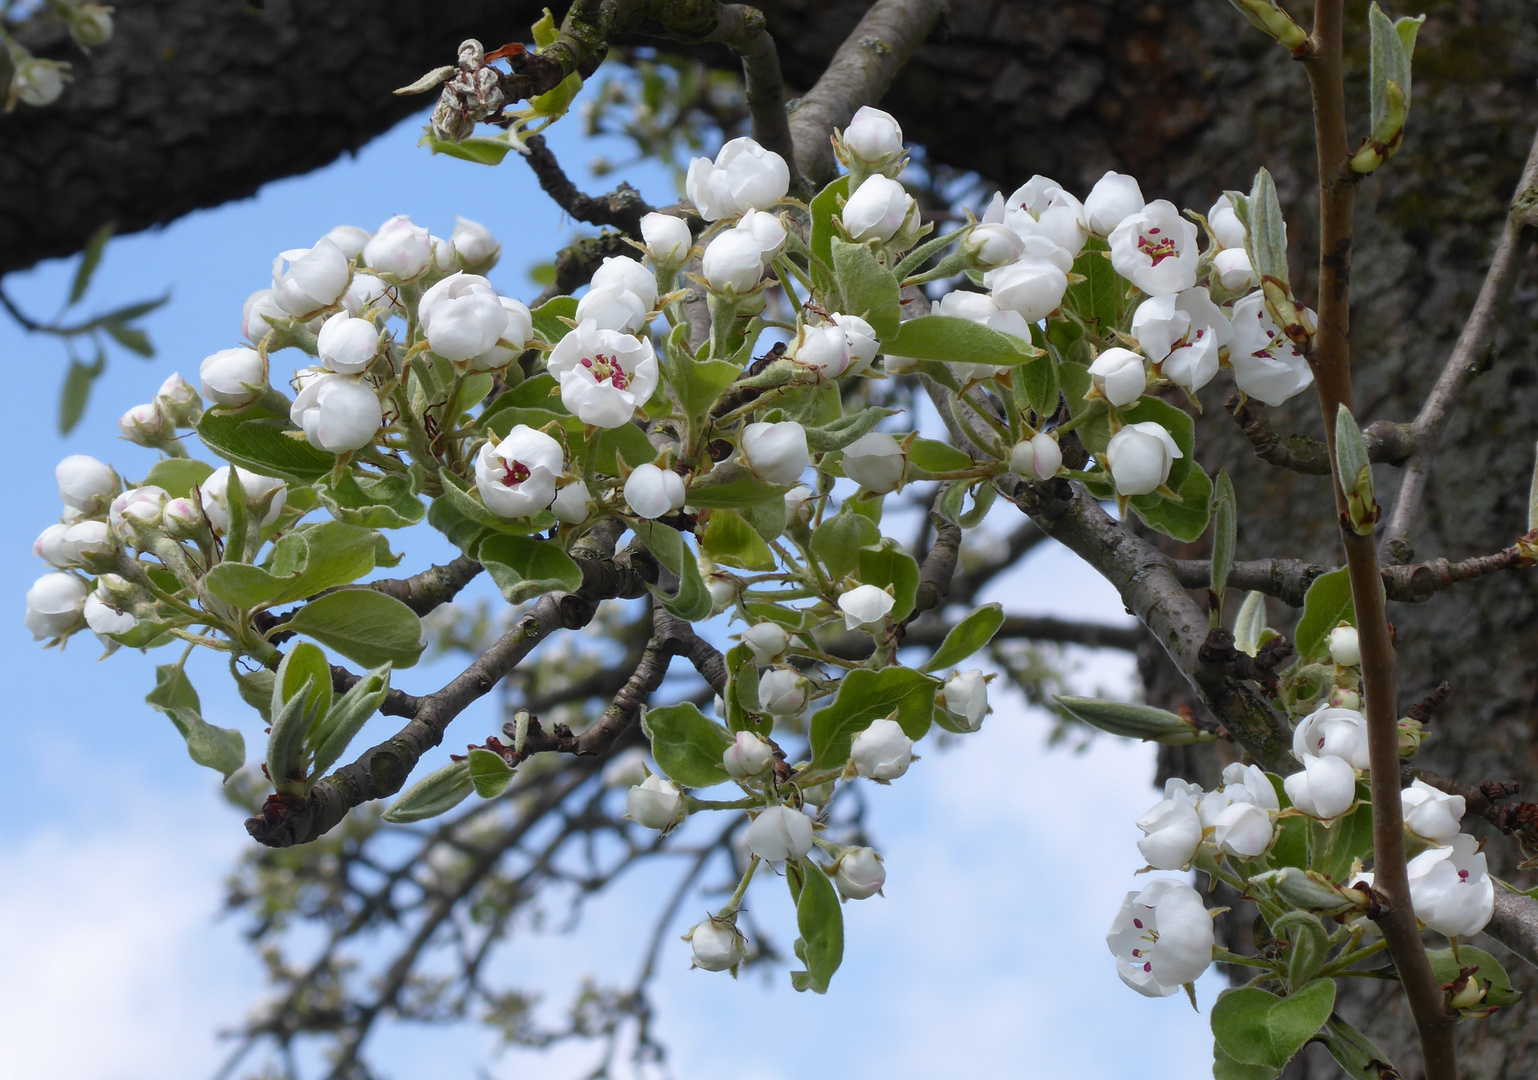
[[6, 0, 1538, 1074]]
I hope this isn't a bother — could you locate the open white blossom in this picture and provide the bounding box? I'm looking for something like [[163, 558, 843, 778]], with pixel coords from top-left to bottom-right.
[[546, 320, 659, 428]]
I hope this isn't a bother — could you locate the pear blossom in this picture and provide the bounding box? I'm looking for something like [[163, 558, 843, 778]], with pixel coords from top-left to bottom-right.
[[363, 215, 434, 279], [742, 621, 789, 664], [429, 234, 456, 273], [119, 403, 169, 446], [783, 484, 816, 520], [109, 485, 169, 541], [832, 313, 880, 376], [200, 347, 266, 408], [474, 425, 564, 518], [937, 669, 990, 732], [758, 667, 808, 716], [1103, 422, 1181, 497], [1207, 195, 1247, 250], [69, 4, 114, 46], [1087, 348, 1147, 407], [986, 256, 1069, 323], [1401, 779, 1466, 845], [56, 455, 120, 514], [1406, 834, 1494, 937], [1212, 248, 1257, 291], [24, 572, 89, 640], [740, 421, 809, 485], [242, 289, 289, 343], [155, 372, 202, 425], [576, 286, 649, 335], [451, 217, 500, 271], [591, 255, 660, 311], [623, 464, 686, 520], [723, 731, 773, 779], [1084, 172, 1145, 235], [850, 718, 913, 780], [343, 273, 393, 319], [964, 223, 1025, 270], [734, 209, 788, 262], [626, 774, 685, 831], [1106, 878, 1214, 996], [602, 747, 650, 788], [685, 136, 790, 220], [1130, 288, 1232, 393], [1229, 292, 1315, 406], [84, 592, 137, 637], [1009, 432, 1062, 481], [842, 432, 905, 493], [1108, 200, 1199, 296], [839, 584, 894, 632], [685, 915, 747, 971], [1283, 753, 1359, 820], [701, 229, 768, 295], [162, 497, 205, 540], [290, 371, 383, 453], [35, 521, 111, 568], [744, 804, 815, 861], [12, 57, 67, 107], [316, 312, 381, 374], [200, 467, 287, 534], [640, 212, 692, 267], [546, 320, 659, 427], [324, 224, 371, 260], [840, 106, 905, 173], [842, 174, 916, 245], [1202, 763, 1281, 858], [833, 846, 887, 900], [466, 297, 535, 372], [418, 273, 506, 361], [1136, 794, 1203, 871], [996, 176, 1087, 257], [270, 238, 351, 317], [1329, 625, 1361, 667], [1292, 705, 1371, 770], [550, 481, 594, 523]]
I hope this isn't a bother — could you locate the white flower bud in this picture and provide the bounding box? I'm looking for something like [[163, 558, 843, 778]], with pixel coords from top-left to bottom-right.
[[1083, 171, 1146, 236], [740, 421, 809, 486], [723, 731, 773, 779], [640, 212, 693, 268], [551, 481, 594, 524], [707, 570, 739, 612], [575, 286, 649, 335], [1087, 347, 1148, 407], [242, 289, 288, 344], [841, 432, 905, 493], [118, 403, 169, 446], [24, 572, 88, 640], [33, 524, 71, 568], [937, 669, 990, 732], [1108, 200, 1199, 297], [831, 313, 880, 376], [451, 216, 500, 272], [734, 209, 788, 263], [1207, 195, 1247, 250], [12, 57, 67, 107], [35, 520, 111, 568], [684, 137, 790, 220], [625, 774, 685, 831], [84, 591, 137, 637], [602, 747, 650, 789], [1212, 248, 1257, 291], [744, 804, 814, 861], [200, 467, 287, 534], [547, 320, 660, 427], [624, 463, 686, 520], [1104, 422, 1182, 497], [1328, 625, 1361, 667], [1283, 753, 1359, 821], [833, 847, 886, 900], [783, 484, 816, 520], [1229, 292, 1315, 407], [56, 454, 120, 514], [1009, 431, 1062, 481], [363, 215, 434, 280], [109, 485, 169, 541], [1401, 779, 1465, 846], [986, 256, 1068, 322], [69, 5, 115, 47], [271, 238, 350, 317], [790, 321, 852, 377], [591, 255, 660, 312], [316, 312, 382, 374], [343, 273, 393, 320], [429, 234, 456, 274], [685, 915, 747, 971], [290, 370, 383, 453], [841, 106, 905, 171], [850, 718, 913, 780], [757, 667, 807, 716], [742, 621, 789, 665], [199, 347, 267, 408], [1136, 795, 1203, 870], [418, 272, 507, 361], [324, 225, 371, 260], [155, 372, 202, 426], [964, 223, 1026, 270], [466, 296, 535, 373], [842, 174, 916, 245], [839, 584, 894, 632], [701, 229, 767, 295], [162, 497, 205, 540], [474, 425, 564, 518]]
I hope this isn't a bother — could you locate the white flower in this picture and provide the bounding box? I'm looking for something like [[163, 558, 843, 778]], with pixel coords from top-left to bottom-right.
[[1130, 288, 1232, 394], [997, 176, 1088, 257], [1212, 248, 1257, 291], [1207, 195, 1247, 250], [1292, 705, 1371, 770], [84, 592, 137, 637], [1088, 347, 1148, 407], [118, 403, 168, 446], [723, 731, 773, 779], [200, 347, 267, 408], [1009, 432, 1062, 480], [290, 370, 383, 453], [626, 774, 685, 830], [1108, 200, 1199, 296], [1084, 172, 1146, 235], [842, 174, 916, 245], [701, 228, 768, 295], [734, 209, 788, 263], [315, 312, 381, 374], [833, 846, 887, 900], [24, 572, 88, 640], [56, 455, 120, 514], [69, 4, 114, 46], [466, 297, 535, 372], [547, 320, 659, 427], [740, 421, 809, 485], [1203, 763, 1281, 858], [839, 584, 894, 632], [1136, 795, 1203, 871], [640, 212, 692, 268], [200, 467, 287, 534], [576, 286, 649, 335], [155, 372, 202, 425], [162, 497, 204, 540], [1106, 878, 1214, 996], [964, 223, 1025, 270], [13, 57, 68, 107], [842, 432, 905, 493], [685, 136, 791, 220], [832, 313, 880, 376], [343, 273, 393, 319], [591, 255, 660, 312], [742, 621, 789, 664], [34, 521, 111, 568], [429, 234, 456, 273], [986, 256, 1069, 323], [109, 485, 169, 541], [744, 804, 815, 861], [757, 667, 808, 716], [1406, 834, 1494, 937], [363, 215, 434, 279], [937, 669, 990, 732], [791, 321, 852, 377], [550, 481, 594, 524], [271, 238, 351, 317], [841, 106, 905, 171], [850, 718, 912, 780], [418, 272, 507, 361], [451, 216, 500, 271], [1104, 422, 1182, 497], [685, 915, 747, 971], [1329, 625, 1361, 667], [1229, 292, 1315, 406], [1283, 754, 1360, 820], [324, 225, 371, 260], [623, 463, 686, 520], [783, 484, 816, 520], [474, 425, 564, 518], [602, 747, 650, 788], [242, 289, 289, 344], [1401, 780, 1466, 845]]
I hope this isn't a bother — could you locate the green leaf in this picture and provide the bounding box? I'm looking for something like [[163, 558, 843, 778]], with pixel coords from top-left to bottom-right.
[[1318, 797, 1375, 881], [319, 472, 425, 529], [420, 131, 518, 166], [856, 538, 919, 622], [1063, 240, 1122, 332], [702, 508, 776, 571], [907, 438, 974, 475], [468, 748, 515, 798], [1211, 979, 1336, 1069], [725, 643, 767, 736], [284, 590, 425, 668], [811, 508, 881, 580], [804, 407, 896, 454], [58, 353, 106, 435], [1425, 945, 1522, 1009], [69, 222, 114, 305], [642, 702, 732, 788], [233, 664, 275, 723], [145, 663, 245, 780], [1320, 1018, 1398, 1080], [1055, 695, 1211, 745], [884, 315, 1039, 366], [1233, 590, 1269, 657], [1246, 168, 1290, 290], [831, 237, 901, 338], [631, 520, 713, 620], [141, 458, 215, 499], [809, 667, 938, 769], [1272, 910, 1330, 990], [1368, 3, 1421, 137], [530, 295, 579, 345], [382, 759, 474, 823], [477, 534, 583, 603], [1528, 442, 1538, 533], [1294, 567, 1356, 660], [1056, 360, 1111, 454], [594, 422, 658, 476], [739, 494, 788, 542], [788, 861, 844, 994], [1214, 1042, 1280, 1080], [197, 405, 337, 483], [1211, 469, 1237, 607], [686, 461, 791, 509], [660, 322, 741, 419], [205, 521, 378, 608], [920, 603, 1005, 672], [426, 489, 492, 555], [309, 664, 391, 778], [104, 321, 154, 357], [274, 641, 333, 729], [808, 175, 851, 280], [1015, 352, 1060, 422], [1129, 461, 1213, 543]]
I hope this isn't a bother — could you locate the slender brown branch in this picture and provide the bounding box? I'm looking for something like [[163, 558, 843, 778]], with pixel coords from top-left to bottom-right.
[[522, 133, 652, 233], [1226, 394, 1414, 475], [368, 554, 484, 616], [909, 513, 961, 621]]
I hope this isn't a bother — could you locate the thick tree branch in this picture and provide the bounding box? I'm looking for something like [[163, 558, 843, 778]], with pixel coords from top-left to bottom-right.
[[368, 554, 485, 616], [1226, 394, 1414, 475]]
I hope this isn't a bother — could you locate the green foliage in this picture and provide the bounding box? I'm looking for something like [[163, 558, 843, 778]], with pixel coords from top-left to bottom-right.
[[920, 603, 1005, 672], [478, 534, 584, 604], [701, 509, 776, 570], [145, 663, 245, 781], [197, 405, 336, 483], [1211, 979, 1335, 1070], [811, 508, 880, 580], [283, 590, 426, 669], [884, 315, 1040, 366], [856, 538, 919, 622], [788, 859, 844, 993], [809, 667, 937, 769], [468, 748, 515, 798], [1294, 568, 1358, 660], [642, 702, 732, 788], [382, 759, 474, 823], [631, 520, 713, 620], [830, 237, 901, 337]]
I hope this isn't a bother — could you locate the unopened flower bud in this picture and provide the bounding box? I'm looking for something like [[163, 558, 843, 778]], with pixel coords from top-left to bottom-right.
[[723, 731, 773, 779], [418, 272, 506, 361], [68, 5, 115, 48], [1328, 625, 1361, 667], [1448, 975, 1487, 1012], [24, 571, 88, 640], [155, 372, 202, 426], [1087, 347, 1148, 407], [839, 106, 905, 174], [56, 455, 120, 515], [1207, 195, 1247, 250], [591, 255, 660, 312], [684, 914, 747, 971], [964, 223, 1025, 270], [758, 667, 807, 716], [740, 420, 809, 486], [702, 229, 767, 295], [626, 774, 685, 831], [317, 312, 382, 374], [1009, 432, 1062, 481], [109, 485, 169, 542], [987, 256, 1069, 322], [84, 591, 137, 637], [937, 669, 991, 732], [1104, 422, 1181, 497], [1212, 248, 1257, 291], [200, 347, 267, 408], [833, 846, 886, 900], [1401, 779, 1465, 845], [271, 238, 350, 317], [1329, 687, 1362, 711], [290, 370, 383, 453], [841, 432, 905, 493], [575, 286, 648, 335], [742, 621, 789, 664], [685, 137, 790, 221], [791, 321, 851, 377], [1399, 716, 1426, 757], [843, 174, 917, 245], [850, 717, 913, 780], [624, 463, 687, 520], [831, 313, 880, 376], [839, 584, 894, 632], [363, 215, 433, 280], [324, 225, 371, 260], [1083, 171, 1145, 236], [551, 481, 594, 524], [744, 804, 814, 861], [162, 497, 206, 541], [707, 570, 739, 612], [200, 467, 287, 534], [783, 484, 816, 521], [11, 56, 68, 108], [640, 212, 693, 268], [451, 216, 500, 272], [118, 403, 170, 447]]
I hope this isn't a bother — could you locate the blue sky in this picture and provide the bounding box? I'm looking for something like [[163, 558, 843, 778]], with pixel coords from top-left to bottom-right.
[[0, 106, 1218, 1079]]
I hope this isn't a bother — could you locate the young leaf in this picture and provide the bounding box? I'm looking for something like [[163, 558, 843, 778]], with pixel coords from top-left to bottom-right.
[[1055, 696, 1211, 745], [1233, 590, 1268, 657], [309, 664, 391, 779], [919, 603, 1005, 673], [811, 509, 881, 580], [381, 759, 474, 823], [641, 702, 732, 788], [1320, 1018, 1398, 1080], [58, 353, 106, 435], [1211, 468, 1237, 610], [630, 520, 713, 620], [856, 539, 920, 622], [1424, 945, 1522, 1009], [284, 590, 426, 668], [701, 508, 776, 571], [725, 643, 767, 736], [197, 404, 336, 483], [1294, 567, 1357, 660], [686, 461, 791, 509], [69, 222, 114, 305], [468, 748, 515, 798], [145, 663, 246, 781], [884, 315, 1039, 367], [809, 667, 938, 769], [1211, 979, 1336, 1069], [831, 237, 902, 338], [788, 861, 844, 994], [1245, 167, 1290, 290], [477, 534, 583, 603], [141, 458, 215, 499]]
